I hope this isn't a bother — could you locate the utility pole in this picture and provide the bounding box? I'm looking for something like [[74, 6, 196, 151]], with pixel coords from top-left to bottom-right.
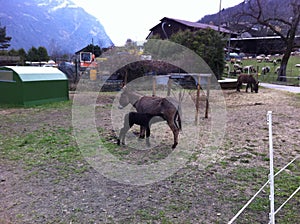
[[92, 38, 94, 54], [218, 0, 222, 33]]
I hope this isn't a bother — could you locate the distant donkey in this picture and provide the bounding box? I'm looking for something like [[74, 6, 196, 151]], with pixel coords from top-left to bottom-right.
[[236, 74, 259, 93], [117, 112, 165, 147]]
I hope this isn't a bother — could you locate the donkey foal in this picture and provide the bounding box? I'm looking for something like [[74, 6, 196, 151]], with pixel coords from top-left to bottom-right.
[[117, 112, 165, 147]]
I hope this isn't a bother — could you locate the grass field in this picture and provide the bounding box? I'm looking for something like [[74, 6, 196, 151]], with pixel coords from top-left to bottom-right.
[[224, 55, 300, 86]]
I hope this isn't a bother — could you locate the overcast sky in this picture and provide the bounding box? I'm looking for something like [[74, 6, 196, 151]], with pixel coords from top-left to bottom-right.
[[72, 0, 243, 46]]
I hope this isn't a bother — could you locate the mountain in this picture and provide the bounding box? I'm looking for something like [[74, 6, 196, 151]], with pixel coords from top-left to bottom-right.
[[0, 0, 114, 54]]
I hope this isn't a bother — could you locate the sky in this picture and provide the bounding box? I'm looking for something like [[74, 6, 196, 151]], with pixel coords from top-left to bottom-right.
[[72, 0, 244, 46]]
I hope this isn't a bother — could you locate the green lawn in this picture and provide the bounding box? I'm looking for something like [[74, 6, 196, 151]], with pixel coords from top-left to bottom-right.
[[223, 55, 300, 86]]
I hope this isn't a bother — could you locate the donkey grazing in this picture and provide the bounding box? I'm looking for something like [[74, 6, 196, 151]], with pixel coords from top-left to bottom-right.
[[236, 74, 259, 93], [118, 87, 182, 149], [117, 112, 165, 147]]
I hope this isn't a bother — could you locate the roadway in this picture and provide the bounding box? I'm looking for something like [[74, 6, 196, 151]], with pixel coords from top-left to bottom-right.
[[260, 83, 300, 93]]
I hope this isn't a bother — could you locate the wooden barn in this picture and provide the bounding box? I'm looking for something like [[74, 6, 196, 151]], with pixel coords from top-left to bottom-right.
[[230, 36, 300, 55], [146, 17, 237, 40]]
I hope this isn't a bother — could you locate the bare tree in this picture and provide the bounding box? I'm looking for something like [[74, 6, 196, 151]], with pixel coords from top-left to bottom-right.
[[239, 0, 300, 81]]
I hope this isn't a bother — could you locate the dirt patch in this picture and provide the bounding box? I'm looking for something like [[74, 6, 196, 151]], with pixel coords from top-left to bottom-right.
[[0, 87, 299, 223]]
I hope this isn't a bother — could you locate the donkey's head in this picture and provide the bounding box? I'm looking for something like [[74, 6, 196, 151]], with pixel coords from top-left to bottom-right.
[[118, 87, 130, 109]]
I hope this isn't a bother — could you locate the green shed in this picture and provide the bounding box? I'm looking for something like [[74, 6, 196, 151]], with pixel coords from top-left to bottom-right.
[[0, 66, 69, 106]]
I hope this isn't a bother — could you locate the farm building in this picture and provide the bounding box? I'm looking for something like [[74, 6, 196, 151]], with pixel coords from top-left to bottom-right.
[[230, 35, 300, 55], [0, 66, 69, 106], [146, 17, 237, 40]]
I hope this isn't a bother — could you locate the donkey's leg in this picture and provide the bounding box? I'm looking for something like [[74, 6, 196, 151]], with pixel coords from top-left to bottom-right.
[[120, 123, 133, 145], [139, 126, 146, 139], [118, 127, 127, 145], [145, 126, 151, 147], [236, 82, 241, 92], [118, 114, 131, 145], [117, 129, 121, 145], [167, 118, 179, 149], [171, 126, 179, 149]]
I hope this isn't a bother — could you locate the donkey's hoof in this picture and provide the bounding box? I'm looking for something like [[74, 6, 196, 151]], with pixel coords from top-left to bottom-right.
[[172, 143, 178, 149], [117, 139, 126, 146]]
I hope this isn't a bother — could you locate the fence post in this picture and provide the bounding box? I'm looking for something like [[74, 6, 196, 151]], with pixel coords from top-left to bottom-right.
[[195, 76, 201, 124], [205, 75, 210, 119], [267, 111, 275, 224], [152, 76, 156, 96]]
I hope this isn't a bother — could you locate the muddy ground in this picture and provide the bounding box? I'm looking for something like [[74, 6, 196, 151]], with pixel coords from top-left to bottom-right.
[[0, 87, 300, 224]]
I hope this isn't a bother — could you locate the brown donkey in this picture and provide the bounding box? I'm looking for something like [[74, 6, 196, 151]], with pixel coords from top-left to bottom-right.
[[118, 87, 182, 149], [236, 74, 259, 93]]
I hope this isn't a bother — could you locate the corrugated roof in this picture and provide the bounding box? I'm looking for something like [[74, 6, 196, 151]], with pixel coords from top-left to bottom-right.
[[3, 66, 68, 82], [161, 17, 233, 34], [150, 17, 235, 34]]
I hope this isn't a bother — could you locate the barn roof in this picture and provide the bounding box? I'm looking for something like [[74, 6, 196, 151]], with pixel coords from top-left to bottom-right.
[[165, 17, 232, 34], [150, 17, 234, 34], [4, 66, 68, 82]]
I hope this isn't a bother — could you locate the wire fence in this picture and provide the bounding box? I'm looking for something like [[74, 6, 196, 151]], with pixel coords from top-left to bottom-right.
[[228, 111, 300, 224]]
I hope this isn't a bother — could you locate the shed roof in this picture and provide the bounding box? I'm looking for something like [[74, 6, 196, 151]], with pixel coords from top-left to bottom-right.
[[3, 66, 68, 82]]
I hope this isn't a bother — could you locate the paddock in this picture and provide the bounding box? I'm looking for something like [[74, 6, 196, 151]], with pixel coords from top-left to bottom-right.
[[151, 73, 212, 123], [1, 87, 299, 223]]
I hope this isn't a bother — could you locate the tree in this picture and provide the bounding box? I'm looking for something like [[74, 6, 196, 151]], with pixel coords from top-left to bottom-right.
[[144, 30, 225, 79], [37, 46, 49, 61], [27, 47, 39, 61], [170, 29, 226, 79], [125, 38, 137, 49], [8, 48, 26, 65], [26, 46, 50, 62], [18, 48, 27, 65], [48, 38, 61, 59], [0, 23, 12, 51], [238, 0, 300, 81], [8, 48, 18, 56]]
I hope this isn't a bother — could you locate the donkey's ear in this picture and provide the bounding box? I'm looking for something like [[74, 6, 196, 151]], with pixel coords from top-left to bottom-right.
[[123, 85, 132, 92]]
